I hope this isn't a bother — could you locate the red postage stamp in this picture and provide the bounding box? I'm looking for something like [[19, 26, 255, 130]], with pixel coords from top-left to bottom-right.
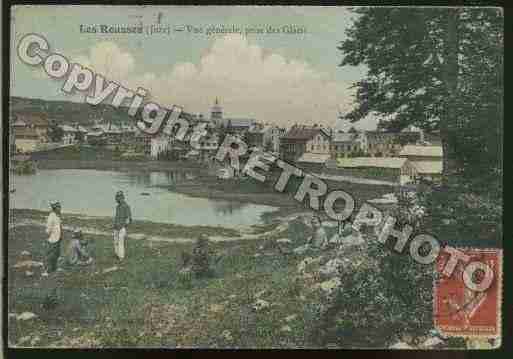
[[434, 248, 502, 338]]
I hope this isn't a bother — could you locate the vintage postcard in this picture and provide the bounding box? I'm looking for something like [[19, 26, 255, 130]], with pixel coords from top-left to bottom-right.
[[6, 5, 502, 350]]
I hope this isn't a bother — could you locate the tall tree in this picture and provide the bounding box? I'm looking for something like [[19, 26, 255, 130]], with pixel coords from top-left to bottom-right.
[[339, 7, 502, 186]]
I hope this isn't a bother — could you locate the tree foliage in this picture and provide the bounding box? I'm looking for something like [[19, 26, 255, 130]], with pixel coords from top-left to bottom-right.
[[339, 7, 502, 187]]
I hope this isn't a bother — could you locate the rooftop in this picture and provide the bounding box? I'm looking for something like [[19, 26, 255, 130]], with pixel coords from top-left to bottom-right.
[[332, 132, 358, 143], [411, 161, 443, 174], [297, 153, 331, 164], [399, 145, 443, 157], [282, 127, 330, 141], [219, 118, 256, 128], [12, 113, 49, 127], [59, 124, 78, 132], [14, 127, 40, 138], [337, 157, 408, 169]]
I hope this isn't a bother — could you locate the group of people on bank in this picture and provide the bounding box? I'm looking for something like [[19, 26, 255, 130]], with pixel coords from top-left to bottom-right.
[[42, 190, 216, 279], [42, 190, 132, 276]]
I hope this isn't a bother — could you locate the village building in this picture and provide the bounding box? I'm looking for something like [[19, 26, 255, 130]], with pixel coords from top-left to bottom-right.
[[365, 131, 401, 157], [133, 130, 152, 157], [150, 132, 172, 158], [262, 125, 285, 153], [12, 126, 40, 153], [11, 113, 49, 153], [245, 124, 265, 150], [12, 113, 50, 139], [219, 118, 257, 135], [410, 161, 443, 183], [86, 121, 124, 148], [279, 125, 331, 162], [399, 144, 443, 162], [59, 124, 88, 145], [150, 132, 194, 160], [209, 98, 257, 135], [196, 131, 220, 162], [118, 123, 139, 145], [330, 131, 367, 158], [335, 157, 417, 185], [398, 145, 443, 183], [210, 97, 223, 125]]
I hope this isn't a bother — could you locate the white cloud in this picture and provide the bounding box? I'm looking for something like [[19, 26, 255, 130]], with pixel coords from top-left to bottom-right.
[[75, 41, 135, 82], [57, 36, 378, 129], [140, 35, 358, 129]]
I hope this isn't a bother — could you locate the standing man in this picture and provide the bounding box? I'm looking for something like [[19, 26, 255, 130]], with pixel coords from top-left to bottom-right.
[[42, 200, 63, 276], [113, 190, 132, 261]]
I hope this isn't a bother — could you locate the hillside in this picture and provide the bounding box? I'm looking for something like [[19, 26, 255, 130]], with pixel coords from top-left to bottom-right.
[[10, 96, 137, 126]]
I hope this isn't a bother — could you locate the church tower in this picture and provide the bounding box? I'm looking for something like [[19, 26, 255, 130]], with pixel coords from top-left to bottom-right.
[[210, 97, 223, 125]]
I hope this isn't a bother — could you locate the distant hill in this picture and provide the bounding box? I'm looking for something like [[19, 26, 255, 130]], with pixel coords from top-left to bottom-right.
[[10, 96, 137, 126]]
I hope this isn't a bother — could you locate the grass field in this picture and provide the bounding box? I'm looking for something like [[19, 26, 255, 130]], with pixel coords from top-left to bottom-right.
[[8, 212, 320, 348]]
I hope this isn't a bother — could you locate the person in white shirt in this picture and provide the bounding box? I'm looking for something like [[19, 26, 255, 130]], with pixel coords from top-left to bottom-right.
[[42, 200, 63, 276]]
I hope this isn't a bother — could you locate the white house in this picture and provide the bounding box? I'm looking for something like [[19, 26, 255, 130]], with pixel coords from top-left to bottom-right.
[[336, 157, 417, 185], [410, 160, 443, 182], [399, 145, 443, 161], [59, 124, 89, 144], [262, 125, 285, 152], [150, 133, 173, 158]]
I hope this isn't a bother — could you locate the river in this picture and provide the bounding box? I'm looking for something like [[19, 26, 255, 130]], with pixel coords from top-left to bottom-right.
[[10, 169, 277, 229]]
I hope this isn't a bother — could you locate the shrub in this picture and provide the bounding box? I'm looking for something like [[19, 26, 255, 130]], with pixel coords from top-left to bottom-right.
[[306, 239, 433, 347]]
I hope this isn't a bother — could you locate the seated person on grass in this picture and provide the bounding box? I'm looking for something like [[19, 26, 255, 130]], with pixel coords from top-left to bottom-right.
[[192, 234, 215, 278], [67, 229, 93, 266]]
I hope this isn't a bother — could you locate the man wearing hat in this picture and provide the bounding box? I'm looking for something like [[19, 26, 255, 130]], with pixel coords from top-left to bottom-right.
[[43, 200, 63, 276], [113, 190, 132, 261], [67, 229, 93, 266]]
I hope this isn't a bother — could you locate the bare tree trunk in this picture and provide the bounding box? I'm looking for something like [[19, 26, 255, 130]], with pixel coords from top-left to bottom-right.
[[440, 8, 460, 182]]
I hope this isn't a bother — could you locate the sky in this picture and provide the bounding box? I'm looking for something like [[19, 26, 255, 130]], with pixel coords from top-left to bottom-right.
[[10, 5, 377, 130]]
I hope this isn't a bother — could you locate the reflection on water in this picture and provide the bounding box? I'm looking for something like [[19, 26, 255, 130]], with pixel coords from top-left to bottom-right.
[[212, 201, 246, 215], [124, 171, 196, 188], [11, 169, 276, 229]]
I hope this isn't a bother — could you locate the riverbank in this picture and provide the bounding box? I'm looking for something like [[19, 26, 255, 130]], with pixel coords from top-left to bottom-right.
[[8, 209, 466, 349], [10, 208, 244, 241], [35, 159, 207, 172], [7, 208, 310, 348]]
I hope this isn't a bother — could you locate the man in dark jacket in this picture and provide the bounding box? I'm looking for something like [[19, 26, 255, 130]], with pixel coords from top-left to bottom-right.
[[113, 190, 132, 261]]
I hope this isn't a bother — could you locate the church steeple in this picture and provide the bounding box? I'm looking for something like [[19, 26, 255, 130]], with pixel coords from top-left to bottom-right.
[[211, 97, 223, 125]]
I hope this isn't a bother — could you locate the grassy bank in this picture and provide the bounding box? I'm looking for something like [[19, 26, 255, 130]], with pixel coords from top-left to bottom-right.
[[10, 209, 242, 240], [8, 209, 469, 348], [8, 215, 314, 348]]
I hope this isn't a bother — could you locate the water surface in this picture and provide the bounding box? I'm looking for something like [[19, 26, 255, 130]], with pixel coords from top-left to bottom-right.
[[11, 169, 277, 229]]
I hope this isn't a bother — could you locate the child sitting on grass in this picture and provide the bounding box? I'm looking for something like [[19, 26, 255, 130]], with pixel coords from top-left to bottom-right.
[[67, 229, 93, 266], [178, 234, 219, 287]]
